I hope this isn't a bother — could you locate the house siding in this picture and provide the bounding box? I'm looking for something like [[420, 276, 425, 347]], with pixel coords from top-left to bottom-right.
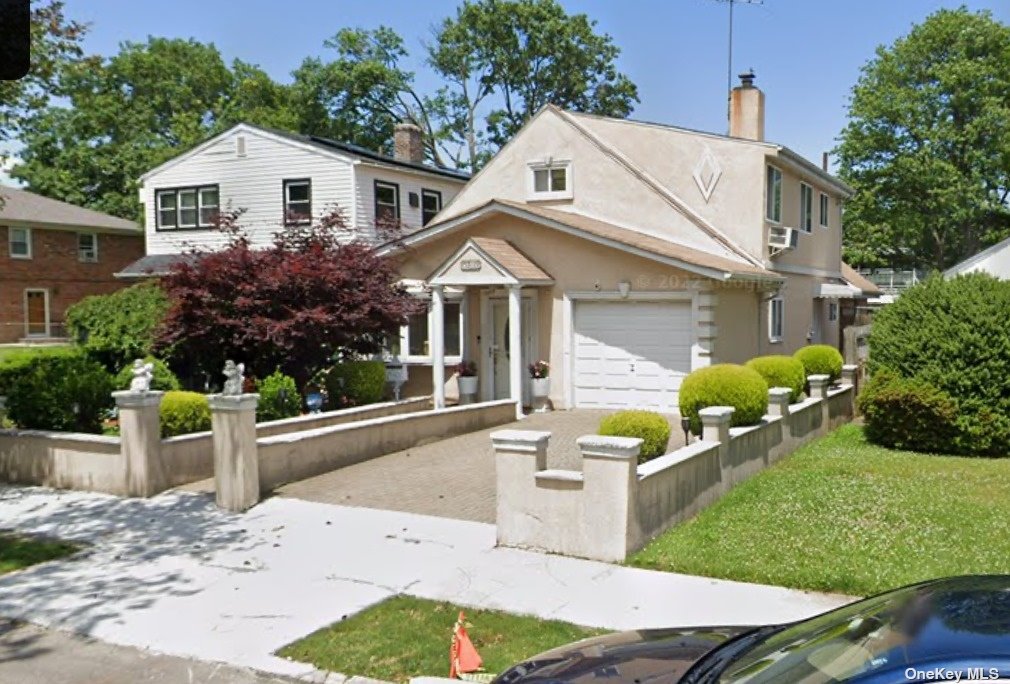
[[354, 164, 466, 239]]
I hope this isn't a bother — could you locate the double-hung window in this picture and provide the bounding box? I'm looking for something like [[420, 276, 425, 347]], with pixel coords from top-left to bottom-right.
[[389, 300, 463, 361], [800, 183, 813, 233], [156, 185, 219, 229], [78, 232, 98, 262], [828, 301, 839, 322], [769, 297, 784, 343], [766, 166, 782, 223], [819, 193, 830, 228], [421, 189, 442, 226], [284, 179, 312, 224], [8, 227, 31, 259], [374, 180, 400, 224]]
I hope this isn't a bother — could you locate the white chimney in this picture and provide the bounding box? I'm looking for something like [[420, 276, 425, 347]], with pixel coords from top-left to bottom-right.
[[729, 70, 765, 142]]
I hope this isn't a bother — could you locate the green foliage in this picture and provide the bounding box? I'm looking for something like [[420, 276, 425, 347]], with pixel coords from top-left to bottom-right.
[[6, 353, 114, 433], [0, 346, 77, 395], [257, 370, 301, 422], [678, 364, 768, 435], [65, 282, 171, 372], [598, 410, 671, 462], [113, 357, 180, 392], [836, 7, 1010, 270], [858, 370, 960, 454], [159, 391, 211, 438], [320, 360, 387, 408], [793, 345, 843, 382], [745, 355, 806, 403], [868, 273, 1010, 455]]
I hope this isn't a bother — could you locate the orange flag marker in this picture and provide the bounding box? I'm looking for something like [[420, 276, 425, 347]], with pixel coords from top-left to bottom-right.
[[449, 610, 483, 678]]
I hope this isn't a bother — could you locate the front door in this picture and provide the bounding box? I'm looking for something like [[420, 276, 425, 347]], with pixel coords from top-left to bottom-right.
[[25, 290, 48, 337], [485, 295, 537, 404]]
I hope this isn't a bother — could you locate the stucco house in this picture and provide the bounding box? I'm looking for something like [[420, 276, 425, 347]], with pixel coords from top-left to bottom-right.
[[944, 236, 1010, 279], [381, 74, 873, 416], [119, 122, 469, 277]]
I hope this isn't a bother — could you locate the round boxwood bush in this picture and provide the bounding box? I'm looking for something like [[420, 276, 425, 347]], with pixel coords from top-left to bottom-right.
[[745, 355, 806, 403], [598, 410, 671, 462], [793, 344, 843, 382], [114, 357, 180, 392], [256, 370, 301, 422], [7, 353, 115, 433], [320, 360, 387, 408], [858, 370, 960, 454], [159, 391, 211, 438], [678, 364, 769, 435]]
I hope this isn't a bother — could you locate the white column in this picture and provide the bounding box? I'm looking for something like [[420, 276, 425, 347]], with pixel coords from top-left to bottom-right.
[[432, 285, 446, 409], [508, 285, 523, 419]]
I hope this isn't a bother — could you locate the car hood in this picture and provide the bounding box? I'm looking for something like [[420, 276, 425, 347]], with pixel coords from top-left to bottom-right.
[[494, 626, 754, 684]]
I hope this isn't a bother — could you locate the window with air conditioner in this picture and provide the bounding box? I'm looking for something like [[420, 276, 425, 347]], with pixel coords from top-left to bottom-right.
[[769, 297, 784, 343], [766, 166, 782, 223], [800, 183, 813, 233]]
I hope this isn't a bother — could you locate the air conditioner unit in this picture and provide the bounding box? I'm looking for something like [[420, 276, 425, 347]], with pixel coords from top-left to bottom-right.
[[768, 226, 799, 255]]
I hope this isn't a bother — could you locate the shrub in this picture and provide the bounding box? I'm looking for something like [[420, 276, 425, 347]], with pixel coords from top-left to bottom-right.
[[0, 347, 77, 396], [678, 364, 769, 435], [320, 360, 387, 408], [859, 370, 960, 454], [793, 344, 844, 382], [257, 370, 301, 422], [66, 281, 171, 373], [745, 355, 806, 403], [869, 273, 1010, 456], [599, 410, 671, 462], [160, 391, 211, 438], [6, 353, 114, 433], [113, 357, 180, 392]]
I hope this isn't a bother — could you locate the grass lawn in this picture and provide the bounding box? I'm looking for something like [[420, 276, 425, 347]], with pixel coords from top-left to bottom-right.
[[0, 532, 78, 574], [278, 596, 606, 682], [630, 424, 1010, 597]]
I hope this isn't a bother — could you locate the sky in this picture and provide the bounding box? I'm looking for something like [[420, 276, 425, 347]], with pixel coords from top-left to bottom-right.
[[21, 0, 1010, 173]]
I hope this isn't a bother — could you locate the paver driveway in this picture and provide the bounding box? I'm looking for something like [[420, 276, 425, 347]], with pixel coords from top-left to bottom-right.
[[277, 409, 686, 523]]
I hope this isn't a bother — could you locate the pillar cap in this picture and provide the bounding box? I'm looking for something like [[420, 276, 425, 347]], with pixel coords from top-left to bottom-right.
[[807, 374, 831, 385], [577, 434, 642, 460], [491, 429, 550, 452], [208, 393, 260, 412], [768, 387, 793, 400], [699, 406, 735, 424], [842, 364, 858, 372], [113, 390, 165, 408]]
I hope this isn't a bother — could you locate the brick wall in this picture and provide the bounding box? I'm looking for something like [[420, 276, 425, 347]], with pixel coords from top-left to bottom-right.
[[0, 226, 144, 342]]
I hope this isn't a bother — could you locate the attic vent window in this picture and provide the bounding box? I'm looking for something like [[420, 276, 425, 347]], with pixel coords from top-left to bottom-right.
[[528, 160, 572, 201], [236, 135, 247, 157]]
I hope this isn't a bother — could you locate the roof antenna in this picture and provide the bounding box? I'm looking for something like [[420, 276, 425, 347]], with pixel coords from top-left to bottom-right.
[[712, 0, 763, 133]]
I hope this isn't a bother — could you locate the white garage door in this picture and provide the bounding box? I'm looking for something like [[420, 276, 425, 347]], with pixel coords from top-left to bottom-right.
[[573, 300, 692, 412]]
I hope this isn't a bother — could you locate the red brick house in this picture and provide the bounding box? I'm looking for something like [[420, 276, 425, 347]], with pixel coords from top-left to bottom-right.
[[0, 186, 143, 342]]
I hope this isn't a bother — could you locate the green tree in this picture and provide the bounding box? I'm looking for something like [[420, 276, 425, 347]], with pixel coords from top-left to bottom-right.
[[836, 8, 1010, 271], [12, 37, 297, 219]]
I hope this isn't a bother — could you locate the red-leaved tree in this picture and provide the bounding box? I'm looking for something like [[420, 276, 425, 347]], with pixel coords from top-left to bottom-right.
[[155, 209, 420, 389]]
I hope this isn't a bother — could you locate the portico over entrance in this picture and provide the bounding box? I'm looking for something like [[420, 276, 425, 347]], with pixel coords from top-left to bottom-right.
[[427, 237, 554, 419]]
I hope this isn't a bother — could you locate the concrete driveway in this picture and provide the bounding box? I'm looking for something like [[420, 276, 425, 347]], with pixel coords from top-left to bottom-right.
[[277, 410, 687, 523]]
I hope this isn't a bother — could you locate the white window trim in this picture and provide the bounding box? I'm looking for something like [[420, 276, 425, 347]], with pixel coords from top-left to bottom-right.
[[765, 165, 782, 224], [8, 226, 31, 259], [527, 160, 573, 201], [397, 295, 464, 365], [769, 296, 784, 343], [800, 183, 813, 233], [77, 232, 98, 263], [819, 192, 830, 228]]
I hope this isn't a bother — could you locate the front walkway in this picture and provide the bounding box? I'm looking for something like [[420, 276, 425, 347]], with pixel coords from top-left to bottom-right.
[[276, 410, 687, 523], [0, 486, 850, 680]]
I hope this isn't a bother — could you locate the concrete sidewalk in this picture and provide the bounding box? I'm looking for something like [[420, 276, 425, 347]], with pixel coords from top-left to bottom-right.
[[0, 486, 852, 680]]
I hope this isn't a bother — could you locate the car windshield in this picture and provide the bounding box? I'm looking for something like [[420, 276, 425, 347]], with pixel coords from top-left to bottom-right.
[[718, 585, 936, 683]]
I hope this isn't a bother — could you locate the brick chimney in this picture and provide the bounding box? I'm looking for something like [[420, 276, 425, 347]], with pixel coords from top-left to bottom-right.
[[393, 121, 424, 164], [729, 70, 765, 142]]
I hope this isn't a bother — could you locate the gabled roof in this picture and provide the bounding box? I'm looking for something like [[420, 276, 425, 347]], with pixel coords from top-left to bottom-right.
[[428, 237, 554, 286], [0, 186, 138, 233], [139, 123, 470, 184], [841, 262, 883, 296], [384, 199, 780, 283], [944, 235, 1010, 278]]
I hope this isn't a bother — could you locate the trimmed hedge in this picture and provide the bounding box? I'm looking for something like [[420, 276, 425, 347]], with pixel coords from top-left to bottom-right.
[[321, 360, 386, 408], [160, 391, 211, 438], [6, 353, 114, 433], [793, 345, 844, 382], [868, 273, 1010, 456], [678, 364, 769, 435], [858, 370, 959, 454], [114, 357, 180, 392], [599, 410, 671, 462], [257, 370, 301, 422], [0, 346, 78, 396], [745, 355, 806, 403]]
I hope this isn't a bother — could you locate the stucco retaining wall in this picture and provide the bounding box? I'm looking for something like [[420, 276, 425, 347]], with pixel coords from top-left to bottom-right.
[[0, 430, 125, 495]]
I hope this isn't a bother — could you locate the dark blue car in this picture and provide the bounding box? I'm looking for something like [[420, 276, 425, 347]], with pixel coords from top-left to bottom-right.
[[494, 575, 1010, 683]]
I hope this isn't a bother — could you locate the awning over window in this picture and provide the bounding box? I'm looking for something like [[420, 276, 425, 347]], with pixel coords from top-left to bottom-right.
[[817, 281, 862, 298]]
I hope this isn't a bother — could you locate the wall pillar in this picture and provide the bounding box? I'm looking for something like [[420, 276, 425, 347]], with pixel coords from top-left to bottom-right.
[[808, 374, 831, 400], [700, 406, 734, 488], [208, 394, 260, 513], [766, 388, 792, 418], [113, 390, 165, 497], [508, 284, 523, 420], [841, 364, 858, 389], [578, 435, 642, 561], [432, 285, 446, 410], [491, 429, 550, 548]]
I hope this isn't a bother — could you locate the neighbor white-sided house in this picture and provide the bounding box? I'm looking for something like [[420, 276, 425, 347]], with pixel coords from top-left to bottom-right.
[[118, 122, 470, 277], [382, 73, 875, 416], [944, 235, 1010, 280]]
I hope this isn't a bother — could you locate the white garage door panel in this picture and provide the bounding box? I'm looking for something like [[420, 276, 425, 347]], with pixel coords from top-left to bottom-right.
[[573, 300, 692, 412]]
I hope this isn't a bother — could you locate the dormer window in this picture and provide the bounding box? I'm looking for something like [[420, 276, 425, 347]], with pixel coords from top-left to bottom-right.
[[528, 161, 572, 200]]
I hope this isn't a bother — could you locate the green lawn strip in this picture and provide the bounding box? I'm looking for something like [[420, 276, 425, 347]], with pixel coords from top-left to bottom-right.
[[0, 532, 80, 574], [629, 424, 1010, 597], [278, 595, 606, 682], [0, 346, 72, 365]]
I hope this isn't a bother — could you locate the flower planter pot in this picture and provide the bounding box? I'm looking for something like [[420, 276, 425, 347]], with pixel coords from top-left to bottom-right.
[[457, 375, 479, 405], [531, 377, 551, 413]]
